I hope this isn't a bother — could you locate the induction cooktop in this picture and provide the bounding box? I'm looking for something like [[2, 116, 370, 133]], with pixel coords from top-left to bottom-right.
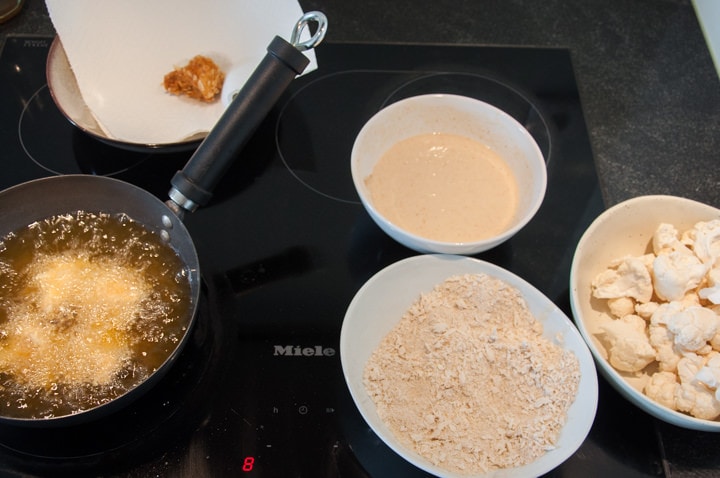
[[0, 35, 683, 477]]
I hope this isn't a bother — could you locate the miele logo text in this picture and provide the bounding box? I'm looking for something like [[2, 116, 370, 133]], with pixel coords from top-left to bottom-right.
[[23, 39, 49, 48], [273, 345, 336, 357]]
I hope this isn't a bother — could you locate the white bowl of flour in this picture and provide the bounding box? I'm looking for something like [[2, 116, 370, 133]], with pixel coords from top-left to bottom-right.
[[341, 254, 598, 477]]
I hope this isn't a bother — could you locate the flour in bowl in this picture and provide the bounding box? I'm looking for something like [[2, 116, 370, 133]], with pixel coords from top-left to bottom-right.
[[363, 273, 580, 474]]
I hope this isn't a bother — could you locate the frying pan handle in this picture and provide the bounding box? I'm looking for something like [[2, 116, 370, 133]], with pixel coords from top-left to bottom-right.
[[168, 33, 314, 214]]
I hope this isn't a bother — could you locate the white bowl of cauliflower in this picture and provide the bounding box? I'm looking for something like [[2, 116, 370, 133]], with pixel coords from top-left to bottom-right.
[[570, 195, 720, 431]]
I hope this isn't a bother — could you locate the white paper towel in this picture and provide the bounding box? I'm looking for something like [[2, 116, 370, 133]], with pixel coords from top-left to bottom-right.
[[45, 0, 318, 145]]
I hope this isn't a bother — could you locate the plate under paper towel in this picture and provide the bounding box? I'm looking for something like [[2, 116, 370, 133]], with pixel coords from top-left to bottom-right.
[[45, 0, 318, 146]]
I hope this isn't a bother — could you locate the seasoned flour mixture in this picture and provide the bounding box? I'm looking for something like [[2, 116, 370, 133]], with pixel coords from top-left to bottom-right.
[[364, 274, 580, 474]]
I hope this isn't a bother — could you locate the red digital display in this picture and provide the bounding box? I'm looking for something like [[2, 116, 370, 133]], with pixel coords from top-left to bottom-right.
[[242, 456, 255, 472]]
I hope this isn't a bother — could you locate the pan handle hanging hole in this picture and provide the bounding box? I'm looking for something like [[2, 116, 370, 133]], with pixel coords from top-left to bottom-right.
[[290, 11, 328, 51]]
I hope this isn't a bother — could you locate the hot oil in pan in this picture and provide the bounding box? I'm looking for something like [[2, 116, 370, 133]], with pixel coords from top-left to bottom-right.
[[0, 211, 192, 419]]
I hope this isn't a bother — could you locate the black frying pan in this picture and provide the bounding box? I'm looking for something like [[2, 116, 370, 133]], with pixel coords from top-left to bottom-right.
[[0, 12, 327, 427]]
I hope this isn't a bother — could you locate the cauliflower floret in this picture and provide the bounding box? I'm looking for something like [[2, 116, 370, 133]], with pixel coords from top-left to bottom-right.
[[649, 302, 685, 372], [644, 371, 679, 410], [694, 352, 720, 400], [699, 267, 720, 305], [653, 223, 689, 255], [599, 314, 655, 372], [675, 381, 720, 420], [677, 353, 706, 383], [686, 220, 720, 266], [593, 220, 720, 420], [607, 296, 636, 318], [679, 292, 702, 308], [635, 301, 660, 320], [711, 333, 720, 351], [592, 255, 654, 303], [652, 251, 708, 302], [649, 323, 682, 372], [665, 305, 720, 353], [675, 353, 720, 420]]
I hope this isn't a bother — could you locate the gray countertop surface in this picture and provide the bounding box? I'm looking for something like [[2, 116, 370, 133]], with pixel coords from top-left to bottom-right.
[[3, 0, 718, 210]]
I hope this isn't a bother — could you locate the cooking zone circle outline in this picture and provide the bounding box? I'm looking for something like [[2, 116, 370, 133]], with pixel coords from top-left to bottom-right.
[[276, 70, 551, 203], [18, 84, 150, 176]]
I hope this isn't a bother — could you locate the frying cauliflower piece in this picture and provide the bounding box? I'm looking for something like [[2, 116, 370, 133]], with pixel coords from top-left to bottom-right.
[[599, 314, 655, 372], [652, 251, 708, 302], [592, 255, 654, 303]]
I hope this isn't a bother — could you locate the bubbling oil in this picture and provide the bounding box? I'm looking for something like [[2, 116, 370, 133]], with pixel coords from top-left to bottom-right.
[[0, 211, 193, 419]]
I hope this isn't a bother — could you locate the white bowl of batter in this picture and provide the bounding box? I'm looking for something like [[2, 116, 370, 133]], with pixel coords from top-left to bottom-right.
[[351, 94, 546, 255]]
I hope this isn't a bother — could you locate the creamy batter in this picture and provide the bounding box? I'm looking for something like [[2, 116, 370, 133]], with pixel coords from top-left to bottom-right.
[[365, 132, 519, 242]]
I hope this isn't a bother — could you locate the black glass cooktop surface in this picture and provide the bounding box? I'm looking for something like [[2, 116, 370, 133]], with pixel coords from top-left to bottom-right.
[[2, 35, 714, 478]]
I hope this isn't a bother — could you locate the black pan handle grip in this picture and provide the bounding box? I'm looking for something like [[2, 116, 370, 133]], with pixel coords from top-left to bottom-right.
[[168, 35, 311, 212]]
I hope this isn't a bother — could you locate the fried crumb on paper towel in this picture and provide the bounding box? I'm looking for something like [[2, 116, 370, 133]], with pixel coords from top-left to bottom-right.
[[45, 0, 317, 145], [364, 274, 581, 475]]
